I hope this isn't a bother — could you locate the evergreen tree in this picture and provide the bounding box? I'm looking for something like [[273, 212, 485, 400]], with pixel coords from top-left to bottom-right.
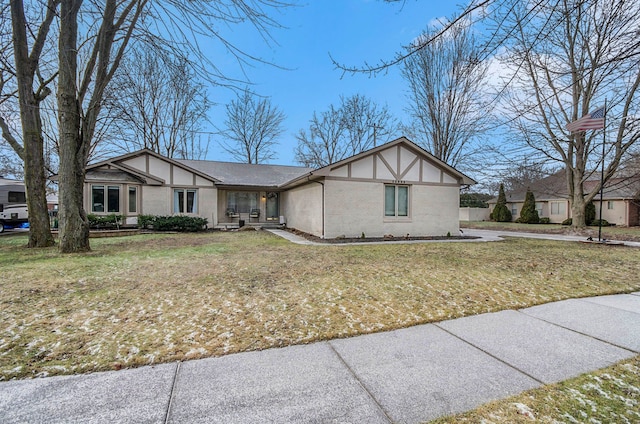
[[492, 183, 512, 222], [519, 189, 540, 224], [585, 201, 596, 225]]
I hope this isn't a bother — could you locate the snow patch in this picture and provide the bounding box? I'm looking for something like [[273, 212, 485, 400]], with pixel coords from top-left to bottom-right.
[[512, 402, 535, 420]]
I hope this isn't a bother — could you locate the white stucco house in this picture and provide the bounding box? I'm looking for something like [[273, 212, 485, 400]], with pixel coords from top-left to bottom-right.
[[82, 137, 475, 238]]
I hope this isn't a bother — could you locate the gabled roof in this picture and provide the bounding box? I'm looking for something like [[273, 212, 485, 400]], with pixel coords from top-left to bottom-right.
[[177, 159, 313, 188], [85, 149, 220, 185], [308, 136, 476, 186], [490, 169, 640, 203], [82, 138, 474, 189]]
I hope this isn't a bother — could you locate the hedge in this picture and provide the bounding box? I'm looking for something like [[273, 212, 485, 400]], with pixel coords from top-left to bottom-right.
[[137, 215, 208, 232]]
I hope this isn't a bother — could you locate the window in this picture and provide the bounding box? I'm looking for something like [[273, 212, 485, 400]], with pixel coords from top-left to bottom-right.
[[511, 206, 517, 217], [91, 185, 120, 213], [92, 186, 104, 212], [536, 202, 543, 217], [385, 185, 409, 217], [227, 192, 259, 214], [551, 202, 566, 215], [174, 189, 197, 213], [607, 201, 614, 210], [8, 191, 26, 203], [128, 186, 137, 213], [107, 186, 119, 212]]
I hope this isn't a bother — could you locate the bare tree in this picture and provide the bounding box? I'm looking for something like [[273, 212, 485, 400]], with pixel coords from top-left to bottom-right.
[[402, 19, 489, 168], [295, 106, 346, 168], [498, 0, 640, 227], [340, 94, 398, 152], [108, 47, 211, 160], [295, 94, 398, 168], [333, 0, 491, 76], [5, 0, 291, 252], [0, 146, 23, 179], [221, 89, 285, 164], [3, 0, 58, 248]]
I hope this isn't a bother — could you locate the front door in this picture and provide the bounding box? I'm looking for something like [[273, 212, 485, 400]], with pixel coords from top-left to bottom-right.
[[266, 192, 279, 220]]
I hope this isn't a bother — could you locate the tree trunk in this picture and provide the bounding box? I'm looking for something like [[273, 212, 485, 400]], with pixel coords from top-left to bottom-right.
[[10, 0, 55, 248], [570, 176, 587, 228], [22, 109, 55, 248], [58, 0, 90, 253]]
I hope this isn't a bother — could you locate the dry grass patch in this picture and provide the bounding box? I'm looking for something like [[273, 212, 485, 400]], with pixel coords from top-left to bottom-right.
[[429, 355, 640, 423], [1, 231, 639, 380]]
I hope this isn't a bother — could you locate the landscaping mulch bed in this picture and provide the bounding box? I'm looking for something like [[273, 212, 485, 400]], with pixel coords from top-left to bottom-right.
[[286, 228, 480, 243]]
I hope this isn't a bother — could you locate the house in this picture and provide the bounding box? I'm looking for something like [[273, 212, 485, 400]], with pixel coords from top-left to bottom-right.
[[81, 137, 475, 238], [487, 170, 640, 226]]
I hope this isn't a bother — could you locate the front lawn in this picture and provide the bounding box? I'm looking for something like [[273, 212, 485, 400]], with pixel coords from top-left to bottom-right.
[[1, 230, 639, 381]]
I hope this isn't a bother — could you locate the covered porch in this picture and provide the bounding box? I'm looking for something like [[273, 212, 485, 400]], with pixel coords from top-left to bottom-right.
[[216, 189, 283, 228]]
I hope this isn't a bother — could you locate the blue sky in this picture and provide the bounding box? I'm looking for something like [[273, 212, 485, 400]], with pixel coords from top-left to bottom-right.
[[205, 1, 464, 165]]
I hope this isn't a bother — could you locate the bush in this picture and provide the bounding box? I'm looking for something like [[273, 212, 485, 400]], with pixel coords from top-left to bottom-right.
[[519, 189, 540, 224], [136, 214, 207, 232], [585, 201, 596, 225], [137, 214, 155, 229], [561, 218, 573, 226], [539, 217, 551, 224], [87, 214, 122, 229], [492, 183, 512, 222], [590, 219, 610, 227]]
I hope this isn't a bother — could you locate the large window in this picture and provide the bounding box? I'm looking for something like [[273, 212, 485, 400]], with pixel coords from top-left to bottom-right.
[[227, 192, 259, 214], [92, 185, 120, 213], [550, 201, 565, 215], [385, 185, 409, 217], [174, 189, 197, 213]]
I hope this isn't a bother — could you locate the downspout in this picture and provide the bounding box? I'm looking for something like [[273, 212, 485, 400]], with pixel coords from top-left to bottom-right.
[[309, 177, 325, 239]]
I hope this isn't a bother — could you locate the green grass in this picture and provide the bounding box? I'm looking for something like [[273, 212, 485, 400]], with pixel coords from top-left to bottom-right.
[[429, 355, 640, 423]]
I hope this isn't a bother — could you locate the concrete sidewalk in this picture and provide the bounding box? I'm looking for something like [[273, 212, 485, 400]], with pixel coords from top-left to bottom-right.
[[266, 228, 640, 247], [1, 293, 638, 423]]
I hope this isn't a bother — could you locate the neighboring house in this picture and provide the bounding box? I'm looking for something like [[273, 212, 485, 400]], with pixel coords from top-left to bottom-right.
[[81, 137, 475, 238], [487, 171, 640, 226]]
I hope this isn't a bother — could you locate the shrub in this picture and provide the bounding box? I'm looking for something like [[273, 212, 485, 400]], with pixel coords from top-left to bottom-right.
[[585, 201, 596, 225], [136, 215, 207, 232], [561, 218, 572, 225], [87, 214, 122, 229], [539, 217, 551, 224], [492, 183, 512, 222], [590, 219, 610, 227], [519, 189, 540, 224], [137, 214, 155, 229]]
